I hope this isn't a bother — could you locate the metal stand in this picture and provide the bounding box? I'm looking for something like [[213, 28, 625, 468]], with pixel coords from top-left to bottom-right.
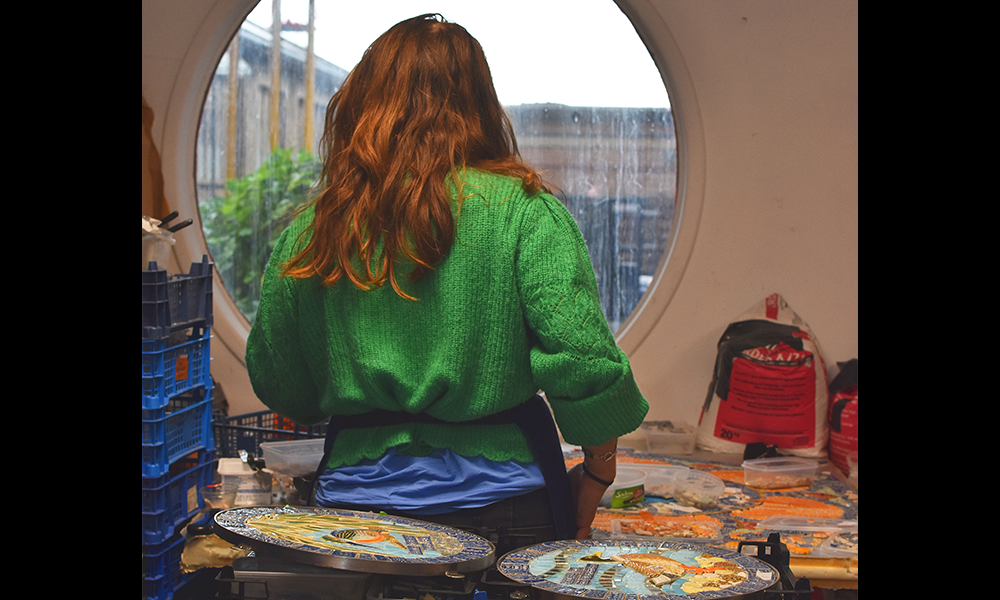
[[738, 533, 813, 599]]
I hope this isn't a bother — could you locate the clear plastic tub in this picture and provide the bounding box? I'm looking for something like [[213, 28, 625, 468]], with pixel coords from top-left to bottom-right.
[[642, 464, 690, 498], [609, 517, 723, 544], [142, 226, 175, 271], [641, 421, 696, 455], [599, 466, 647, 508], [742, 457, 818, 489], [672, 470, 725, 509], [200, 482, 238, 510], [260, 439, 326, 478], [756, 516, 858, 532], [818, 531, 859, 557], [217, 458, 273, 506]]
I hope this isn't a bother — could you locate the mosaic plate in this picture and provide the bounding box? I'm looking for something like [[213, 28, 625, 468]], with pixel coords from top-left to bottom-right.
[[213, 506, 494, 575], [498, 539, 778, 598]]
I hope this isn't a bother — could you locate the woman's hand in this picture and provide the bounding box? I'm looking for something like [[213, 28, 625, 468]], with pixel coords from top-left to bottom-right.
[[568, 463, 607, 539], [568, 440, 617, 540]]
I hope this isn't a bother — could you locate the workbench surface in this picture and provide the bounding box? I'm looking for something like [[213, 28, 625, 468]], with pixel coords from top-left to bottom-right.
[[565, 449, 858, 589]]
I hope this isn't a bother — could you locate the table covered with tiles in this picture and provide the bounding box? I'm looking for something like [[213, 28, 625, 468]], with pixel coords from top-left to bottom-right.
[[564, 450, 858, 589]]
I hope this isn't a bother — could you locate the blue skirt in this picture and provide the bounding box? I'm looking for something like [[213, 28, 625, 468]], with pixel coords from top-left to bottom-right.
[[313, 447, 546, 514]]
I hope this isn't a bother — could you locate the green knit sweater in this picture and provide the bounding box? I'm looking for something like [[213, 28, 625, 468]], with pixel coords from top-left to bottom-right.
[[246, 169, 648, 469]]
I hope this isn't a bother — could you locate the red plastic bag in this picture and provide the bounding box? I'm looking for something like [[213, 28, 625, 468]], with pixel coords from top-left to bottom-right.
[[827, 359, 858, 476], [697, 294, 829, 457]]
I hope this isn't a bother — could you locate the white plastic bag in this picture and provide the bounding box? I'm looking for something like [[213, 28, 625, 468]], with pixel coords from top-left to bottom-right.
[[697, 294, 829, 457]]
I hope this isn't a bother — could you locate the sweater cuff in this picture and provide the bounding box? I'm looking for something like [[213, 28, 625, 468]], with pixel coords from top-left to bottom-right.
[[547, 361, 649, 447]]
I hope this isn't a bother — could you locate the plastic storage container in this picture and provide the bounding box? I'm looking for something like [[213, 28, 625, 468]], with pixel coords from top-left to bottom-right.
[[741, 456, 818, 489], [756, 516, 858, 533], [819, 531, 859, 557], [218, 457, 273, 506], [599, 466, 647, 508], [642, 464, 691, 498], [672, 470, 725, 509], [641, 420, 697, 455], [609, 516, 723, 543], [260, 438, 326, 478], [200, 482, 238, 510], [142, 224, 175, 271]]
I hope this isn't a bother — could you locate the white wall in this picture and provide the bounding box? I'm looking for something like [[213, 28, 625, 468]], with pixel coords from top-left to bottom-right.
[[141, 0, 858, 423], [621, 1, 858, 426]]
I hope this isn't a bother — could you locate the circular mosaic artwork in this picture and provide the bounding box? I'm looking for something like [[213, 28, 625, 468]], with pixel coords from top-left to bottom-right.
[[213, 506, 494, 575], [498, 538, 778, 598]]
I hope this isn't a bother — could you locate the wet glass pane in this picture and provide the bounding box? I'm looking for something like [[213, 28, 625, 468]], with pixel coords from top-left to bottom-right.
[[196, 0, 676, 331]]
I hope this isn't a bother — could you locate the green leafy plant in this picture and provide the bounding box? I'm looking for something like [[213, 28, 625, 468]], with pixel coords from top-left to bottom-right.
[[200, 148, 321, 321]]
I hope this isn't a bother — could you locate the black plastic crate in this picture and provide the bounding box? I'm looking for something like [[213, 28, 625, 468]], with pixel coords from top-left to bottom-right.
[[143, 255, 214, 340], [213, 410, 327, 458]]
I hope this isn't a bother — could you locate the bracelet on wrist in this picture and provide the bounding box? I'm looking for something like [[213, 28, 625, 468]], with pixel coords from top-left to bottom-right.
[[581, 461, 614, 487], [582, 448, 618, 462]]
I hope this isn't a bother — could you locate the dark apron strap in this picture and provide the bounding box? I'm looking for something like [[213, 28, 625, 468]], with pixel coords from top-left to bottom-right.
[[309, 395, 576, 540], [504, 395, 577, 540]]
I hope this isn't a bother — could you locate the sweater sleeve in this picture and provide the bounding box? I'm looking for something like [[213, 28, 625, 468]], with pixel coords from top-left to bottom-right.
[[515, 195, 649, 446], [245, 221, 325, 425]]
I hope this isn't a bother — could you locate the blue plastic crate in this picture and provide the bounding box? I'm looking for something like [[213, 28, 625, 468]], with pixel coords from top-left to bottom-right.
[[143, 255, 214, 340], [142, 388, 216, 478], [142, 327, 212, 410], [142, 526, 202, 600], [141, 451, 215, 545]]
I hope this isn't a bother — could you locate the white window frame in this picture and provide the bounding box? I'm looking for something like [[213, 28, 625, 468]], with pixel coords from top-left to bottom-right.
[[156, 0, 705, 394]]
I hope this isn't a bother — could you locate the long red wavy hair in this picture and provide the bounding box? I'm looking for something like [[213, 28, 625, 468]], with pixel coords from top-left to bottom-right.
[[282, 14, 547, 299]]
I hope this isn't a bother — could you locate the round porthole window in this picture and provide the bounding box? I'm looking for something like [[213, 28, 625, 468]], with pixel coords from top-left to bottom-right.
[[195, 0, 676, 334]]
